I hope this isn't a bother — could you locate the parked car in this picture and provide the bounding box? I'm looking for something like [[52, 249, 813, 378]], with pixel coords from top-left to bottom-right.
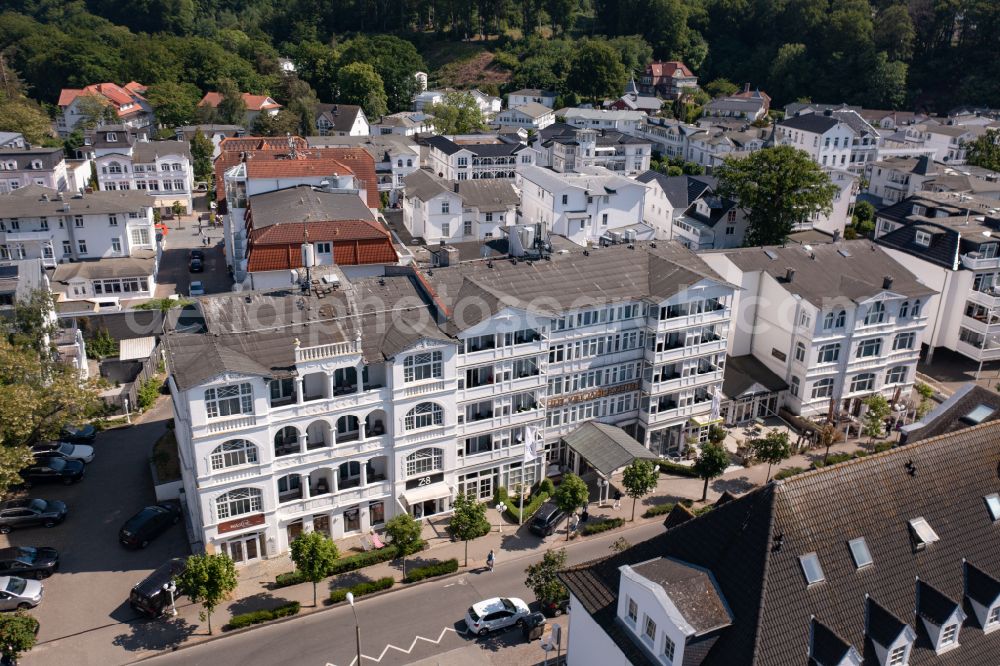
[[119, 503, 182, 549], [188, 256, 203, 272], [32, 441, 95, 464], [540, 596, 569, 617], [529, 503, 566, 537], [0, 547, 59, 580], [130, 558, 186, 617], [189, 249, 204, 261], [20, 458, 84, 486], [60, 424, 96, 444], [465, 597, 531, 636], [0, 577, 43, 611], [0, 499, 67, 534], [188, 280, 205, 297]]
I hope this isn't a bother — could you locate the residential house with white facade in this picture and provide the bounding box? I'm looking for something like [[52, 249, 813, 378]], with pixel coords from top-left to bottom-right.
[[175, 125, 244, 160], [162, 240, 736, 561], [0, 133, 26, 149], [423, 135, 532, 181], [638, 61, 698, 99], [91, 126, 194, 214], [414, 89, 501, 119], [777, 112, 861, 171], [401, 169, 517, 243], [315, 104, 369, 137], [0, 185, 157, 307], [496, 103, 556, 131], [865, 156, 939, 205], [702, 96, 766, 121], [309, 135, 421, 206], [702, 241, 935, 419], [56, 82, 154, 137], [507, 89, 557, 109], [561, 109, 648, 136], [516, 165, 650, 246], [198, 92, 282, 127], [371, 112, 435, 137], [531, 124, 652, 177], [635, 171, 714, 240], [0, 147, 88, 194]]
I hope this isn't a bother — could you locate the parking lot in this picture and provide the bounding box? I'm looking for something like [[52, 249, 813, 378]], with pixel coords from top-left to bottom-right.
[[2, 399, 190, 664]]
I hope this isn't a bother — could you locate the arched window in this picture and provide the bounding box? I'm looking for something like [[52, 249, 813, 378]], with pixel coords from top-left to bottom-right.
[[849, 373, 876, 393], [911, 299, 922, 317], [835, 309, 846, 327], [823, 311, 836, 329], [794, 342, 806, 363], [107, 161, 122, 174], [810, 378, 835, 399], [397, 159, 403, 167], [406, 448, 443, 476], [899, 301, 910, 318], [404, 402, 443, 430], [215, 487, 262, 520], [210, 440, 258, 470], [406, 159, 413, 167], [864, 302, 885, 326]]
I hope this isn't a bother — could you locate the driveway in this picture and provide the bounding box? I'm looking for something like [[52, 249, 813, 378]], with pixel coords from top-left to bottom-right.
[[7, 399, 190, 665]]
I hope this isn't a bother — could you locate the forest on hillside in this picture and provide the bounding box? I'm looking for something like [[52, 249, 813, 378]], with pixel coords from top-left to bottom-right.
[[0, 0, 997, 138]]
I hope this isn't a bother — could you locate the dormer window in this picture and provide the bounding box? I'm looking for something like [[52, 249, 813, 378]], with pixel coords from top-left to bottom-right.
[[888, 645, 907, 666], [939, 623, 958, 648], [107, 132, 117, 142], [626, 597, 638, 624], [915, 230, 931, 247], [988, 606, 1000, 628]]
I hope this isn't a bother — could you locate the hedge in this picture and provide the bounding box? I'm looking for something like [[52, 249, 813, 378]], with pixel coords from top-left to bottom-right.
[[403, 558, 459, 583], [657, 461, 699, 478], [581, 518, 625, 535], [642, 503, 675, 518], [330, 577, 394, 603], [495, 486, 549, 523], [227, 602, 301, 630], [774, 466, 806, 481], [274, 540, 426, 588]]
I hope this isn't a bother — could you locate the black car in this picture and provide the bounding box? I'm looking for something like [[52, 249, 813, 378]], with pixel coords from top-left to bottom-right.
[[0, 547, 60, 579], [529, 503, 566, 537], [119, 503, 181, 549], [130, 558, 186, 617], [20, 458, 84, 486], [60, 424, 96, 444], [540, 596, 569, 617], [0, 499, 67, 534], [188, 256, 203, 272], [189, 249, 204, 261]]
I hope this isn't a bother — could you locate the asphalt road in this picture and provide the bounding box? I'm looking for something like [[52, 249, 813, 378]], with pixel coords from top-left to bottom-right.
[[145, 521, 667, 666]]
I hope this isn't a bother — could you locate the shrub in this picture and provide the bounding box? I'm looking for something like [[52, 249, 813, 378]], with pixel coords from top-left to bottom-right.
[[226, 602, 300, 630], [642, 503, 675, 518], [538, 478, 555, 495], [581, 518, 625, 535], [274, 540, 425, 587], [274, 570, 305, 588], [495, 486, 549, 522], [813, 452, 854, 468], [774, 466, 806, 480], [693, 505, 715, 516], [329, 577, 394, 603], [657, 461, 700, 478], [871, 441, 894, 454], [403, 558, 459, 583], [137, 377, 162, 410]]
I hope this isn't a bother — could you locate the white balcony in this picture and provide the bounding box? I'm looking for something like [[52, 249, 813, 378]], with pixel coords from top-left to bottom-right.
[[395, 425, 455, 449], [460, 407, 544, 436], [458, 339, 547, 366], [295, 340, 362, 363], [271, 436, 389, 471], [269, 388, 389, 424], [654, 307, 731, 332], [460, 443, 527, 465], [962, 254, 1000, 270], [400, 379, 452, 398], [2, 230, 52, 243], [642, 369, 724, 395], [645, 338, 727, 365], [458, 373, 546, 403], [197, 466, 262, 489], [642, 400, 713, 426], [967, 288, 1000, 310], [956, 339, 1000, 362], [196, 414, 258, 438], [276, 480, 391, 519]]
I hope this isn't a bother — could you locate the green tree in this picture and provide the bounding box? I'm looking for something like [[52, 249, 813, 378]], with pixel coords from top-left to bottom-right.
[[384, 512, 422, 577], [336, 62, 388, 120], [704, 78, 739, 98], [215, 78, 247, 126], [289, 531, 339, 607], [852, 200, 876, 237], [875, 5, 915, 62], [552, 473, 589, 540], [861, 394, 891, 442], [251, 109, 301, 136], [966, 129, 1000, 172], [620, 459, 658, 521], [75, 93, 118, 130], [449, 493, 490, 567], [189, 130, 213, 182], [692, 442, 729, 501], [749, 430, 792, 482], [865, 53, 908, 110], [145, 81, 202, 129], [566, 40, 627, 103], [715, 146, 839, 246], [337, 35, 425, 113], [914, 382, 935, 419], [524, 549, 568, 609], [0, 611, 38, 663], [427, 92, 487, 135], [175, 553, 238, 635], [85, 328, 118, 360], [0, 93, 54, 146]]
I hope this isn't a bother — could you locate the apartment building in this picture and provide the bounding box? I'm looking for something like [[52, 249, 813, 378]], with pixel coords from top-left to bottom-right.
[[401, 169, 518, 243], [506, 89, 557, 109], [91, 126, 194, 214], [56, 82, 154, 136], [561, 109, 647, 136], [874, 193, 1000, 363], [162, 241, 736, 561], [423, 135, 532, 181], [635, 171, 713, 240], [371, 112, 435, 137], [702, 241, 935, 419], [413, 89, 501, 119], [0, 147, 88, 194], [530, 124, 652, 176], [776, 112, 858, 171], [308, 135, 421, 206], [516, 165, 649, 246], [495, 103, 556, 131], [865, 156, 938, 205]]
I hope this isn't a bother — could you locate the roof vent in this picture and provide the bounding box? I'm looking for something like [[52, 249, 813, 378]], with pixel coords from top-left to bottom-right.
[[882, 275, 894, 290], [785, 267, 796, 282], [904, 460, 917, 476]]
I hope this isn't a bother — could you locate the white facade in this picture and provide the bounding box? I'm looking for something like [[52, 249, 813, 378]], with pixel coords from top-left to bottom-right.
[[316, 108, 370, 137], [777, 118, 855, 170], [94, 138, 194, 214], [0, 149, 76, 194], [372, 112, 435, 137], [507, 90, 557, 109], [562, 109, 647, 135], [402, 186, 464, 243], [567, 593, 631, 666], [425, 137, 532, 182], [496, 105, 556, 131]]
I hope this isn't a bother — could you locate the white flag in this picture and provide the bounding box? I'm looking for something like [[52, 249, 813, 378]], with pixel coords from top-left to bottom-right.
[[523, 426, 540, 464], [710, 386, 721, 421]]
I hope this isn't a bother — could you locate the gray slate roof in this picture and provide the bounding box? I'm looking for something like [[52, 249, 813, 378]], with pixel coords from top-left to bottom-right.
[[722, 354, 787, 398], [561, 421, 657, 476], [453, 180, 518, 211], [0, 185, 151, 217], [0, 147, 65, 171], [249, 185, 376, 229], [629, 557, 733, 635], [316, 104, 364, 133], [132, 140, 192, 162], [51, 252, 156, 281]]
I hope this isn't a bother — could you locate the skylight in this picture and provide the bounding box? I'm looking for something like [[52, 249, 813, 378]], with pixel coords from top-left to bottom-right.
[[962, 403, 995, 425], [986, 494, 1000, 522], [848, 537, 874, 569], [799, 552, 825, 586], [909, 517, 940, 548]]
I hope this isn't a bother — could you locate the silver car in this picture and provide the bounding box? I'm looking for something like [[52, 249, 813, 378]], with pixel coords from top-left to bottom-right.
[[465, 597, 531, 636], [0, 576, 43, 611], [32, 441, 95, 464]]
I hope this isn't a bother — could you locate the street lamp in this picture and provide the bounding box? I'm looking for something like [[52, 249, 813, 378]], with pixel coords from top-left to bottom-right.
[[495, 502, 507, 535], [162, 580, 177, 617], [346, 592, 362, 666]]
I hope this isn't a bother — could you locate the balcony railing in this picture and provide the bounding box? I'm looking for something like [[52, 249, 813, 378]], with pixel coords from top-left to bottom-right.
[[295, 340, 362, 363], [962, 254, 1000, 270]]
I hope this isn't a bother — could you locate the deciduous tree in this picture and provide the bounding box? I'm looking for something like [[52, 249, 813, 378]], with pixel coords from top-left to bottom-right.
[[145, 81, 202, 128], [335, 62, 388, 119], [175, 553, 238, 635], [748, 430, 792, 483], [0, 611, 38, 663], [552, 473, 589, 540], [189, 129, 213, 182], [449, 493, 490, 567], [620, 459, 658, 521], [966, 129, 1000, 172], [384, 512, 422, 577], [861, 394, 891, 442], [215, 78, 246, 126], [692, 442, 729, 501], [289, 531, 339, 607], [566, 40, 627, 103], [524, 549, 567, 609], [427, 92, 486, 135]]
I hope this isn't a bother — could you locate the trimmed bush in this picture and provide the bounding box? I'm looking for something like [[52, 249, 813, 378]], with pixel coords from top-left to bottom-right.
[[538, 478, 555, 495], [581, 518, 625, 535], [274, 570, 306, 588], [495, 486, 549, 522], [642, 503, 675, 518], [330, 577, 394, 603], [403, 558, 459, 583], [657, 461, 699, 478], [693, 505, 714, 516], [774, 466, 806, 481], [813, 452, 855, 469], [274, 540, 425, 588], [227, 602, 300, 630]]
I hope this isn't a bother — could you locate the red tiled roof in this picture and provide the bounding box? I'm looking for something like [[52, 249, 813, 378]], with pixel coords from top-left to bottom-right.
[[58, 82, 147, 116], [57, 89, 84, 107], [247, 230, 397, 272], [245, 158, 352, 179], [646, 60, 694, 78], [313, 148, 379, 208], [199, 92, 282, 111], [251, 219, 388, 244]]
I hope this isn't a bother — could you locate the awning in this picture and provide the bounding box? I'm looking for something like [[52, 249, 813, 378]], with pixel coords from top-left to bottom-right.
[[119, 336, 157, 361], [401, 482, 452, 507], [562, 421, 657, 477]]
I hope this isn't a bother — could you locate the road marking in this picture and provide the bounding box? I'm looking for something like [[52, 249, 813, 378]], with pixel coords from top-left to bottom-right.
[[325, 626, 462, 665]]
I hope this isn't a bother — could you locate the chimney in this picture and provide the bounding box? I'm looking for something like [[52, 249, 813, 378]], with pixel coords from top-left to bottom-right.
[[744, 82, 751, 94], [785, 267, 796, 282], [882, 275, 894, 290], [824, 109, 833, 117]]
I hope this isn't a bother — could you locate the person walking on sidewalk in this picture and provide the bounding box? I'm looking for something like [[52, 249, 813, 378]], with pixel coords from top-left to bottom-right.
[[487, 549, 495, 572]]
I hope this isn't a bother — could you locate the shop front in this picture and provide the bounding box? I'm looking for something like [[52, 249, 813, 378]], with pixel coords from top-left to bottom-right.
[[401, 473, 452, 519], [216, 513, 267, 565]]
